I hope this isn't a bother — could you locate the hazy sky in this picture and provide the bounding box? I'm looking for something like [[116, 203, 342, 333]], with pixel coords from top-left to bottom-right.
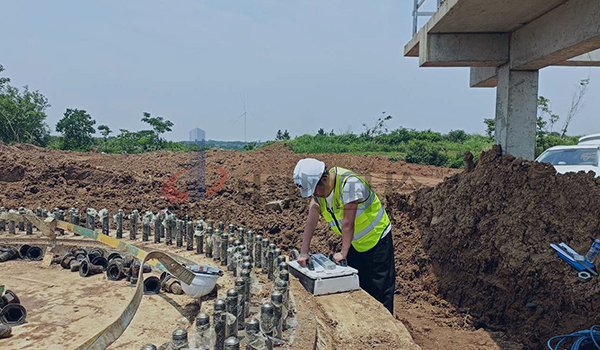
[[1, 1, 599, 141]]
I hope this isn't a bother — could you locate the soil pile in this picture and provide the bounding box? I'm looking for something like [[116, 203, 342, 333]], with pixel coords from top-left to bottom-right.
[[407, 145, 600, 349]]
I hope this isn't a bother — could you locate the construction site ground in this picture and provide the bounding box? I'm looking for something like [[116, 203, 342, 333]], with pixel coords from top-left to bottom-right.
[[2, 142, 598, 349]]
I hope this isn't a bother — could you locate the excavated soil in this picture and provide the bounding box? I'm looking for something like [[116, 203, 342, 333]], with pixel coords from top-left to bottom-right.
[[400, 145, 600, 349], [4, 142, 597, 349]]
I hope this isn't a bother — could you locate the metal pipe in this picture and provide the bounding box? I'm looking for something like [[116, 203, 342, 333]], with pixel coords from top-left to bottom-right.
[[8, 215, 15, 235], [26, 246, 44, 261], [165, 214, 174, 246], [226, 289, 239, 339], [186, 221, 194, 251], [18, 207, 25, 231], [267, 245, 275, 280], [142, 214, 151, 242], [0, 207, 5, 231], [0, 247, 18, 262], [254, 235, 262, 268], [246, 229, 254, 259], [245, 318, 260, 350], [205, 228, 213, 258], [0, 304, 26, 325], [176, 219, 183, 247], [237, 227, 244, 245], [271, 248, 281, 281], [228, 224, 235, 234], [139, 344, 157, 350], [271, 292, 283, 338], [218, 221, 225, 231], [196, 229, 204, 254], [260, 303, 274, 350], [86, 208, 97, 231], [79, 260, 104, 277], [261, 238, 270, 273], [107, 259, 126, 280], [220, 232, 228, 266], [0, 324, 11, 338], [171, 328, 188, 350], [114, 209, 124, 239], [91, 256, 108, 269], [161, 275, 184, 294], [195, 313, 211, 349], [129, 210, 138, 240], [227, 247, 235, 272], [214, 299, 226, 350], [224, 337, 240, 350], [240, 269, 251, 314], [234, 278, 246, 330], [143, 276, 161, 294], [18, 244, 30, 259], [213, 229, 221, 261], [99, 209, 109, 235], [70, 260, 81, 272]]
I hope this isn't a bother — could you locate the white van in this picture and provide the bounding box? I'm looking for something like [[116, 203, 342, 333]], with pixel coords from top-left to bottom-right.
[[536, 135, 600, 176]]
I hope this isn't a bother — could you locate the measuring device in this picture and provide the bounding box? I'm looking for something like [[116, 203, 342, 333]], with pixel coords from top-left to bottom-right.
[[550, 242, 598, 280], [288, 252, 360, 296]]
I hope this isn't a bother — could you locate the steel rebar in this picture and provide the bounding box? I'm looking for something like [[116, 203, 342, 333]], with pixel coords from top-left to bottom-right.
[[115, 209, 124, 239], [224, 337, 240, 350], [0, 207, 5, 232], [254, 235, 262, 268], [245, 318, 260, 350], [129, 210, 138, 240], [186, 221, 194, 251], [176, 219, 183, 247], [271, 292, 283, 338], [171, 328, 188, 350], [226, 289, 239, 339], [214, 299, 226, 350], [165, 214, 174, 245], [234, 278, 246, 330], [220, 232, 228, 266], [18, 207, 25, 231], [99, 208, 109, 235], [205, 228, 213, 258], [261, 238, 270, 273], [195, 313, 211, 349], [260, 303, 274, 350]]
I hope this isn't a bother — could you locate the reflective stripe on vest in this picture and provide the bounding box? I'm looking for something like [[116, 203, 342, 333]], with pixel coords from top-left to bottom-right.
[[318, 167, 391, 252]]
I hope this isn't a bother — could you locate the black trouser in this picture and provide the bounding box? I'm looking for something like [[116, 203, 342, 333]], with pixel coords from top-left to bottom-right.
[[347, 231, 395, 314]]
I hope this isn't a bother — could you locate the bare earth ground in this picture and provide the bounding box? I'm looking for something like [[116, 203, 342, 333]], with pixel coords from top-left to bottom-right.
[[0, 143, 531, 349]]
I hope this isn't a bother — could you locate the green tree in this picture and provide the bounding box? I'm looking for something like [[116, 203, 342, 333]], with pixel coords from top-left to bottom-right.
[[141, 112, 173, 149], [0, 64, 51, 146], [275, 129, 290, 141], [98, 125, 111, 139], [483, 118, 495, 138], [361, 112, 392, 139], [56, 109, 96, 150]]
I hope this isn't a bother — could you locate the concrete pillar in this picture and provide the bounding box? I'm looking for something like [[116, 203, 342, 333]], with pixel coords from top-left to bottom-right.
[[495, 64, 539, 160]]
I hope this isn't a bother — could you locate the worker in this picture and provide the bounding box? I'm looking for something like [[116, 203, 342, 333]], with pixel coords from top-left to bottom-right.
[[293, 158, 395, 313]]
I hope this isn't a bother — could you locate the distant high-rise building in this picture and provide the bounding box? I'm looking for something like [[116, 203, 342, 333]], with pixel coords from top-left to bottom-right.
[[189, 128, 205, 142]]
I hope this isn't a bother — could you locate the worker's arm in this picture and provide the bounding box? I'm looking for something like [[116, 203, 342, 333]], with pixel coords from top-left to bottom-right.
[[298, 197, 321, 266], [333, 200, 358, 263]]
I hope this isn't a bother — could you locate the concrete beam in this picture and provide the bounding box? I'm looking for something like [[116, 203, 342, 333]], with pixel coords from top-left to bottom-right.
[[419, 33, 509, 67], [511, 0, 600, 70], [470, 67, 498, 88], [552, 49, 600, 67], [495, 64, 539, 160]]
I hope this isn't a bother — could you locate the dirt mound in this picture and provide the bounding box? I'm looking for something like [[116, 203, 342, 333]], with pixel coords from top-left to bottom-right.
[[406, 145, 600, 349]]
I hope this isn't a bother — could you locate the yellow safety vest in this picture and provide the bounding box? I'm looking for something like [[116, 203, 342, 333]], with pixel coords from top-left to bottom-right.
[[317, 167, 390, 252]]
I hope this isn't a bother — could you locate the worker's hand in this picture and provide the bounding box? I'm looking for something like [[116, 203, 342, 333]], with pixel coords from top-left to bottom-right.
[[332, 252, 346, 264], [297, 253, 310, 267]]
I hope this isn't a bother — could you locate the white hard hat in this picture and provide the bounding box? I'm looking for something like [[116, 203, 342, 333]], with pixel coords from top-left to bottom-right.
[[293, 158, 326, 198]]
